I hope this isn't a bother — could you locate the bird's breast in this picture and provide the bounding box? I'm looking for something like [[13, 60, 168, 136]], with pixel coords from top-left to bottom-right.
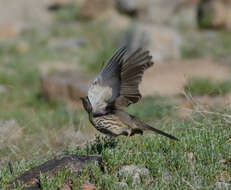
[[88, 83, 113, 114]]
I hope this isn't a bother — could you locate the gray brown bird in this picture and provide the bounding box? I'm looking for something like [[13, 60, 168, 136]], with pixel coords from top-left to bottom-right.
[[80, 47, 178, 141]]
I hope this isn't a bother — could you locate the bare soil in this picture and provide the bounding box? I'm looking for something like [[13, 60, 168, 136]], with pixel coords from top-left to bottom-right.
[[141, 58, 231, 96]]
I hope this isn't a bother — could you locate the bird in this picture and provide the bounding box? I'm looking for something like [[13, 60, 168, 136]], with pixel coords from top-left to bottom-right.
[[80, 47, 179, 141]]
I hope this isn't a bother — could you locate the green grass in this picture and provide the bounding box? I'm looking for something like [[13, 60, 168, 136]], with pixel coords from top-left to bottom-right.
[[77, 20, 122, 73], [182, 31, 231, 59], [184, 77, 231, 96], [127, 96, 176, 121], [53, 3, 81, 22], [197, 1, 213, 29], [1, 111, 231, 189]]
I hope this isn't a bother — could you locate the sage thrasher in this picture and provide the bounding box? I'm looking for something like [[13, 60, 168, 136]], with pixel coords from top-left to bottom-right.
[[81, 47, 178, 141]]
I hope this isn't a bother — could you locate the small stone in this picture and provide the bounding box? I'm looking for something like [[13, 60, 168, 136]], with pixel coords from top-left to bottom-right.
[[16, 41, 30, 54], [117, 182, 128, 188], [0, 0, 52, 34], [97, 9, 132, 31], [62, 183, 72, 190], [198, 0, 231, 29], [40, 71, 92, 103], [125, 23, 182, 63], [120, 165, 150, 185], [140, 0, 182, 24], [46, 0, 72, 10], [0, 85, 6, 94], [79, 0, 113, 19], [215, 182, 230, 189], [120, 165, 149, 176], [0, 120, 23, 144], [162, 171, 172, 181], [184, 152, 194, 160], [218, 171, 231, 183], [219, 159, 227, 164], [82, 183, 97, 190], [0, 24, 21, 39], [116, 0, 145, 16], [49, 38, 87, 50]]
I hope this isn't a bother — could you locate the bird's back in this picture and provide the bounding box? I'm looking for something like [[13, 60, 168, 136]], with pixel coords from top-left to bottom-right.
[[114, 110, 179, 140]]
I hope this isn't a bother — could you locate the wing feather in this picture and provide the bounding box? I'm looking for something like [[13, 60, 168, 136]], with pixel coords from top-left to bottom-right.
[[88, 47, 126, 114], [88, 47, 154, 115], [115, 48, 154, 108]]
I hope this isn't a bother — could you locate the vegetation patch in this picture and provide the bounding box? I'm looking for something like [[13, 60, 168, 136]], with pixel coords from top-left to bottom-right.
[[127, 96, 176, 121], [184, 77, 231, 96], [1, 111, 231, 189], [182, 31, 231, 59]]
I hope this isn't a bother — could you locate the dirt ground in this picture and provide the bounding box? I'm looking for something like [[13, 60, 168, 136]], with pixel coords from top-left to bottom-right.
[[141, 58, 231, 96]]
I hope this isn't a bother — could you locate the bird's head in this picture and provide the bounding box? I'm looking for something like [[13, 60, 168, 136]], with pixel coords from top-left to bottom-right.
[[80, 97, 92, 113]]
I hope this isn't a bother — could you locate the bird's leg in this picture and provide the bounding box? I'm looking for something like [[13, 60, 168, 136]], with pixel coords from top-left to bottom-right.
[[121, 131, 131, 153], [137, 134, 144, 157]]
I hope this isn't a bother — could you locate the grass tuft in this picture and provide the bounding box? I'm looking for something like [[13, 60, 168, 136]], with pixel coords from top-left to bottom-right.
[[1, 111, 231, 189], [127, 96, 176, 121], [182, 31, 231, 59], [184, 77, 231, 96]]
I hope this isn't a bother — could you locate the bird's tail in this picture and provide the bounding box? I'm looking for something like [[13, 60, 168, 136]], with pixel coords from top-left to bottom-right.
[[144, 123, 179, 141]]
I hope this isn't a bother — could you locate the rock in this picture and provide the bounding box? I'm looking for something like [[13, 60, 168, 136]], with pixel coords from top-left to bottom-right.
[[219, 158, 231, 165], [62, 184, 72, 190], [0, 120, 23, 146], [117, 182, 128, 188], [215, 182, 230, 189], [116, 0, 146, 16], [0, 0, 52, 39], [15, 41, 30, 54], [115, 0, 199, 28], [48, 37, 87, 50], [198, 0, 231, 29], [0, 85, 6, 94], [79, 0, 113, 19], [0, 24, 21, 39], [82, 182, 97, 190], [97, 9, 132, 31], [162, 171, 173, 181], [171, 0, 199, 28], [138, 0, 182, 24], [46, 0, 73, 10], [184, 152, 194, 160], [119, 165, 149, 185], [39, 61, 77, 75], [8, 155, 102, 189], [40, 71, 92, 103], [217, 171, 231, 184], [126, 23, 182, 63], [116, 0, 197, 28]]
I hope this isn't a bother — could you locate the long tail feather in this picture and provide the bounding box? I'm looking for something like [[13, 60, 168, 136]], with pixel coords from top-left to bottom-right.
[[145, 124, 179, 141]]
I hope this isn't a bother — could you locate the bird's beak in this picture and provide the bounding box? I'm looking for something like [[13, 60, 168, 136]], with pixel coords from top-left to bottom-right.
[[93, 111, 108, 117], [93, 112, 103, 117]]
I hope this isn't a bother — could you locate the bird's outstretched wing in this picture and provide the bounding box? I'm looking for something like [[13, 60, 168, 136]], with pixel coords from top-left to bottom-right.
[[115, 48, 154, 108], [88, 47, 154, 116], [88, 47, 126, 116]]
